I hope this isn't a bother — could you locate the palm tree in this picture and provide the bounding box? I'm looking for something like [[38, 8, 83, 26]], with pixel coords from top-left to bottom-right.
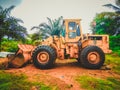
[[103, 0, 120, 35], [0, 6, 14, 41], [0, 6, 15, 51], [4, 16, 27, 41], [0, 5, 28, 51], [0, 5, 27, 41], [31, 16, 64, 39], [103, 0, 120, 13]]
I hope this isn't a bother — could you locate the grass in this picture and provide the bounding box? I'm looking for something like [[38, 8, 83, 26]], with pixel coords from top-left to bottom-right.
[[76, 53, 120, 90], [105, 53, 120, 74], [0, 71, 52, 90], [76, 75, 120, 90]]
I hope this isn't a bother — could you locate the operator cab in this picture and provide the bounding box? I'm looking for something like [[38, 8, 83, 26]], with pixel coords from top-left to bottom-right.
[[63, 19, 82, 42], [68, 22, 81, 38]]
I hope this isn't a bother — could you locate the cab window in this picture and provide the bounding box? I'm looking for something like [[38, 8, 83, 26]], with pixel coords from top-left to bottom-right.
[[76, 25, 80, 36], [69, 22, 76, 30], [68, 22, 76, 38], [68, 22, 80, 38]]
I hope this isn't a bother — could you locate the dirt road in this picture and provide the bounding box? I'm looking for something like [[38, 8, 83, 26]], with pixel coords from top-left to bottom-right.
[[6, 59, 120, 90]]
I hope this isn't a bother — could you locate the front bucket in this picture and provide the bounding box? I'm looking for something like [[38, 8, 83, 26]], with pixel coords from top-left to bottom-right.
[[8, 44, 36, 68], [0, 58, 9, 69], [8, 53, 25, 68]]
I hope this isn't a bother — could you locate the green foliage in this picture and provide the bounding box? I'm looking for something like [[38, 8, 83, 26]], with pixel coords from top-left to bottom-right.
[[22, 39, 34, 45], [0, 5, 28, 42], [0, 71, 51, 90], [30, 33, 42, 42], [29, 33, 42, 45], [106, 54, 120, 74], [31, 16, 64, 39], [1, 38, 18, 52], [92, 0, 120, 35], [76, 75, 120, 90], [91, 12, 119, 35], [109, 35, 120, 56], [1, 38, 35, 52]]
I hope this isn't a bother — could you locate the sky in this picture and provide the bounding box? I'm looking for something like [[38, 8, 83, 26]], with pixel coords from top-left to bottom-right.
[[0, 0, 115, 34]]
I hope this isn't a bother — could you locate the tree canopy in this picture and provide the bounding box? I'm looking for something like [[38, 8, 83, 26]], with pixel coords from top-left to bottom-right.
[[91, 0, 120, 35], [91, 12, 120, 35], [0, 5, 27, 42]]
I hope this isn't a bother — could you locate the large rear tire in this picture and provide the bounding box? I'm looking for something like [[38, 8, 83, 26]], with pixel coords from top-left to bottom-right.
[[80, 46, 105, 69], [32, 45, 56, 69]]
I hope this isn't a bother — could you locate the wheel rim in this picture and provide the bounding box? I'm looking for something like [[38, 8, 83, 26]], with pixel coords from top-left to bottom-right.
[[37, 51, 49, 64], [87, 52, 100, 64]]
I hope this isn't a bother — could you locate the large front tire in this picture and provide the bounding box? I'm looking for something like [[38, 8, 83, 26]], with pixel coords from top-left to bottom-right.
[[32, 45, 56, 69], [80, 46, 105, 69]]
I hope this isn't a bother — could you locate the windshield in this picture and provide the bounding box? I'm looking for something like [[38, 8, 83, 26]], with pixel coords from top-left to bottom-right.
[[68, 22, 80, 38], [60, 21, 81, 38]]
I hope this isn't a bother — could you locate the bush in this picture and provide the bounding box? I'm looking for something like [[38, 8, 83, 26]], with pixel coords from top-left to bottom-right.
[[110, 35, 120, 56], [1, 38, 34, 52], [1, 38, 19, 52], [22, 39, 34, 45]]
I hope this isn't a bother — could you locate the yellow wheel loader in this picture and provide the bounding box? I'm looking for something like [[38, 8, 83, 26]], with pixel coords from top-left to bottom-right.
[[8, 19, 112, 69]]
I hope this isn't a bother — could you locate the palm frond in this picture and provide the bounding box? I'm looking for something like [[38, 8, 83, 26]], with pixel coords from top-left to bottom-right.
[[58, 16, 63, 25], [40, 27, 52, 33], [3, 5, 15, 17], [11, 16, 23, 23], [39, 28, 51, 35], [103, 4, 120, 11], [42, 33, 51, 37], [116, 0, 120, 7], [39, 23, 52, 30], [31, 26, 40, 30], [31, 16, 64, 39], [47, 17, 53, 30], [0, 6, 3, 12]]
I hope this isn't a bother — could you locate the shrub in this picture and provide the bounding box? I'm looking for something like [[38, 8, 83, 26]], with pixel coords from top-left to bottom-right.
[[1, 38, 18, 52], [1, 38, 34, 52], [109, 35, 120, 56]]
